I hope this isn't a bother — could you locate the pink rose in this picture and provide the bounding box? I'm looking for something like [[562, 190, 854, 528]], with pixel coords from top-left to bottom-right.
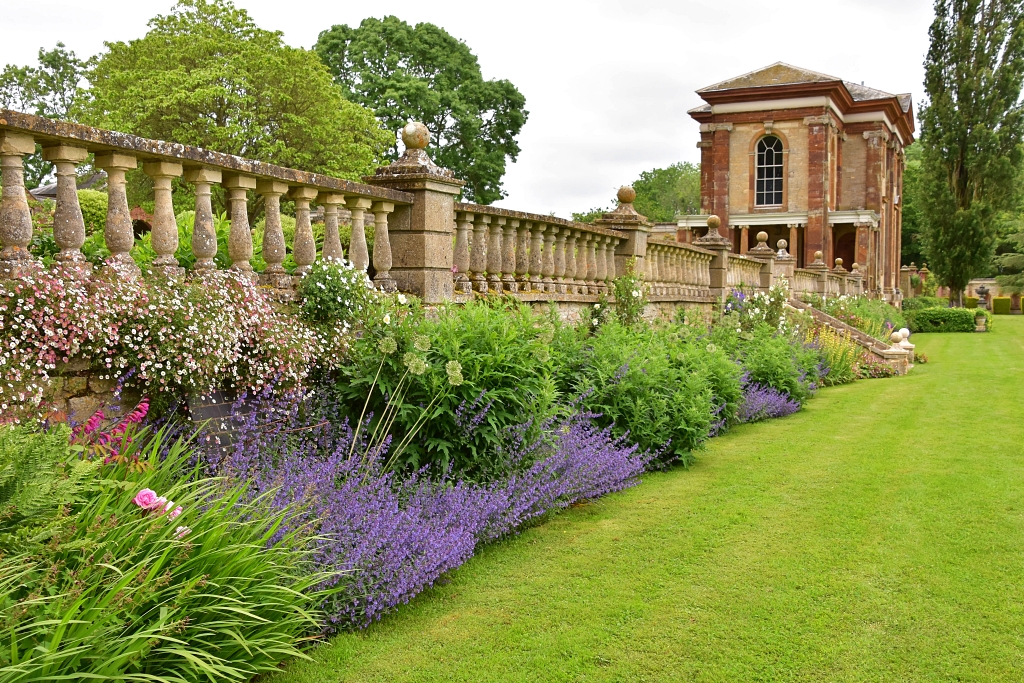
[[133, 488, 159, 509], [174, 526, 191, 539], [168, 505, 183, 521], [150, 496, 168, 512]]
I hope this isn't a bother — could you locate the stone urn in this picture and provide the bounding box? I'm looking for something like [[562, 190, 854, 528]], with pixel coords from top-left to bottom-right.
[[975, 309, 988, 332]]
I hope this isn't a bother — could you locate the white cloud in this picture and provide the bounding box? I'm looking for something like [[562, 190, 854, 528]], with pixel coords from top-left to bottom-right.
[[0, 0, 933, 218]]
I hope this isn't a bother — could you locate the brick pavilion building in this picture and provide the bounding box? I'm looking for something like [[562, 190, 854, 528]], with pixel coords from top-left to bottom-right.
[[678, 63, 915, 300]]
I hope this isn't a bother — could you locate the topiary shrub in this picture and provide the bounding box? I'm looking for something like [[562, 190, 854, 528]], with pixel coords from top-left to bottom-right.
[[964, 296, 979, 309], [992, 297, 1011, 314], [906, 307, 976, 333]]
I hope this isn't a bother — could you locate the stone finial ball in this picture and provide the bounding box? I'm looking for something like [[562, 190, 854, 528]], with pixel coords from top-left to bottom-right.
[[814, 250, 823, 260], [852, 262, 859, 270], [777, 239, 788, 250], [756, 231, 768, 243], [890, 331, 903, 344], [617, 186, 637, 204], [899, 327, 910, 339], [402, 121, 430, 150], [707, 215, 721, 230], [835, 257, 843, 267]]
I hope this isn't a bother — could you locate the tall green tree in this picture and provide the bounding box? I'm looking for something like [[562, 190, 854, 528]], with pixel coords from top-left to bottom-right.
[[0, 43, 85, 187], [315, 17, 528, 204], [919, 0, 1024, 305], [572, 162, 701, 224], [632, 162, 701, 222], [900, 143, 927, 266], [78, 0, 391, 181]]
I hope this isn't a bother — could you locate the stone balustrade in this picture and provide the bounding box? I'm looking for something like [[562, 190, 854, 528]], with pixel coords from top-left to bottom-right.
[[644, 239, 714, 301], [726, 253, 766, 290], [452, 203, 625, 301], [0, 111, 874, 315], [0, 108, 412, 293]]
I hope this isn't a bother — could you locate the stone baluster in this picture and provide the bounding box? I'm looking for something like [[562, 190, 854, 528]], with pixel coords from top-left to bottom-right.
[[453, 211, 473, 293], [347, 197, 373, 273], [576, 233, 592, 293], [586, 232, 599, 294], [666, 250, 677, 295], [528, 221, 544, 290], [541, 224, 557, 292], [184, 168, 222, 271], [502, 219, 518, 293], [256, 180, 289, 288], [606, 237, 618, 283], [487, 216, 504, 293], [142, 161, 185, 278], [289, 186, 319, 276], [649, 244, 661, 294], [319, 193, 345, 262], [222, 174, 256, 274], [515, 220, 531, 291], [0, 132, 37, 279], [565, 229, 580, 294], [94, 152, 140, 277], [43, 145, 91, 277], [471, 213, 489, 293], [372, 201, 396, 292], [673, 251, 683, 295], [554, 227, 567, 294], [595, 235, 609, 294]]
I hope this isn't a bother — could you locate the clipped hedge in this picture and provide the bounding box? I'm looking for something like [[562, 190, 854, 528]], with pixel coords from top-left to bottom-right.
[[965, 296, 979, 309], [902, 296, 947, 311], [906, 307, 977, 333], [992, 297, 1011, 315]]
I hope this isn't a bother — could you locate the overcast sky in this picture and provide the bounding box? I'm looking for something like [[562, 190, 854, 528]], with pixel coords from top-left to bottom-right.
[[2, 0, 934, 218]]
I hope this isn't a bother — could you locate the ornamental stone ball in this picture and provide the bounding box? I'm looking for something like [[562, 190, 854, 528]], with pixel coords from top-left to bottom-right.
[[814, 250, 823, 261], [890, 331, 903, 344], [617, 186, 637, 204], [756, 231, 768, 244], [707, 215, 721, 231], [835, 257, 843, 267], [852, 261, 859, 271], [899, 327, 910, 340], [777, 239, 788, 250], [402, 122, 430, 150]]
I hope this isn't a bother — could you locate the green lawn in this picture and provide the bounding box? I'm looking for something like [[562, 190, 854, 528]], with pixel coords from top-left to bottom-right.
[[271, 317, 1024, 682]]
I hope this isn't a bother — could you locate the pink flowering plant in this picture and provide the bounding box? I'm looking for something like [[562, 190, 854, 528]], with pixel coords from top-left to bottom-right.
[[0, 267, 349, 420], [70, 397, 152, 471]]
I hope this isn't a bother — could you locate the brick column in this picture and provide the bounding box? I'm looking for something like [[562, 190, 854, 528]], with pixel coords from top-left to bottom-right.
[[710, 124, 732, 231], [804, 116, 830, 268]]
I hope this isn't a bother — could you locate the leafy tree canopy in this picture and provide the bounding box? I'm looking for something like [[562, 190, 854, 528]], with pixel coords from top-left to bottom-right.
[[573, 162, 701, 224], [919, 0, 1024, 303], [315, 16, 528, 204], [0, 43, 85, 187], [78, 0, 391, 180]]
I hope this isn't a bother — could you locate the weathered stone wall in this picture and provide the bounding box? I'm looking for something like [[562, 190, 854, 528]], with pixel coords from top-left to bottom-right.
[[46, 359, 143, 424], [838, 133, 868, 210]]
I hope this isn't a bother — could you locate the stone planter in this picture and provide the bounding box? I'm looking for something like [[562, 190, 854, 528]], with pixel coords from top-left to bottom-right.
[[975, 313, 988, 332]]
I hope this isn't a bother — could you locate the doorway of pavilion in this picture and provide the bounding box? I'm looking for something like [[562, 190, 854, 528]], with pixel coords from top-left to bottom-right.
[[832, 225, 857, 273]]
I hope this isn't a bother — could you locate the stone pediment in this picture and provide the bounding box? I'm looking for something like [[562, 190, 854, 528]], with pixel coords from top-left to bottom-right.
[[698, 62, 841, 93]]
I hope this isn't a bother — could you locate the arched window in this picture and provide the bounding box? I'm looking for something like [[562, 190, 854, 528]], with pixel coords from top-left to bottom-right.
[[756, 136, 784, 206]]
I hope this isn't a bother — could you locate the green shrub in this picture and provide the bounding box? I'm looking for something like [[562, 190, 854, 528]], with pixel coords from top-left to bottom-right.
[[0, 423, 327, 682], [740, 324, 819, 402], [299, 258, 376, 328], [964, 296, 979, 308], [611, 259, 647, 325], [902, 296, 947, 311], [992, 297, 1011, 314], [77, 189, 108, 235], [906, 307, 977, 332], [822, 295, 907, 339], [552, 320, 742, 466], [334, 298, 557, 478]]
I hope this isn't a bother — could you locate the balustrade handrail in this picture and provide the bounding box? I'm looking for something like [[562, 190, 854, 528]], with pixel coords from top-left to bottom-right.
[[454, 202, 625, 239], [0, 109, 414, 205]]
